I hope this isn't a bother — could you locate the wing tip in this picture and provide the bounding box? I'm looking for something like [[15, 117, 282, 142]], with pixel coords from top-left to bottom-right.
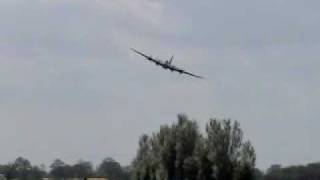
[[195, 75, 205, 79], [130, 47, 137, 52]]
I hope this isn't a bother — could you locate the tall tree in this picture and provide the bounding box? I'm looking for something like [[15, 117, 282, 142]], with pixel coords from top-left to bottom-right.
[[206, 119, 256, 180], [133, 114, 201, 180], [237, 141, 256, 180]]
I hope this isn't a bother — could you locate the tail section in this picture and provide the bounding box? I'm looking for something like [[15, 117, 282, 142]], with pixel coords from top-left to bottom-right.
[[169, 55, 174, 64]]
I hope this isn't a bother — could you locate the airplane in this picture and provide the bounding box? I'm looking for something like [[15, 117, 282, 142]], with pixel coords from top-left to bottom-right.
[[130, 48, 204, 79]]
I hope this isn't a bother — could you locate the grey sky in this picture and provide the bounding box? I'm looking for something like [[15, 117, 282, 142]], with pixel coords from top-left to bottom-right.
[[0, 0, 319, 170]]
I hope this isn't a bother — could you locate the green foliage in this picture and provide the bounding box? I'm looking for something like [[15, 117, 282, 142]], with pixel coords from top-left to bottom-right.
[[97, 157, 130, 180], [132, 114, 256, 180], [132, 115, 201, 180], [50, 159, 71, 179], [72, 160, 94, 178], [263, 163, 320, 180], [49, 158, 128, 180], [0, 157, 46, 180]]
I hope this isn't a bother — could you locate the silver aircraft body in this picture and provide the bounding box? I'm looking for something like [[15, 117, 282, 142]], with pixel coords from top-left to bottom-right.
[[131, 48, 204, 79]]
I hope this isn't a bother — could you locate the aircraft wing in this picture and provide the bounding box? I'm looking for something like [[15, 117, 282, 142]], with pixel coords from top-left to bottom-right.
[[181, 71, 204, 79], [170, 66, 204, 79], [131, 48, 162, 65]]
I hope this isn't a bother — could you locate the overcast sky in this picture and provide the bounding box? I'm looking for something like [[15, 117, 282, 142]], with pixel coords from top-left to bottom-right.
[[0, 0, 319, 170]]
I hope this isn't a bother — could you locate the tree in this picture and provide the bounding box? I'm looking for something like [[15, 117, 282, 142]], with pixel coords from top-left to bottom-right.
[[132, 114, 257, 180], [205, 119, 256, 180], [206, 119, 243, 180], [72, 160, 93, 178], [0, 157, 46, 180], [174, 115, 200, 180], [262, 162, 320, 180], [26, 166, 46, 180], [97, 158, 125, 180], [50, 159, 72, 179], [132, 135, 153, 180], [237, 142, 256, 180], [13, 157, 32, 180], [1, 163, 17, 180], [133, 114, 201, 180], [253, 168, 264, 180], [193, 135, 214, 180]]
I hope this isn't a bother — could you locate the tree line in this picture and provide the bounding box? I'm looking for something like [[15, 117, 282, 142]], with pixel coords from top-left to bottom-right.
[[0, 157, 130, 180], [0, 114, 319, 180], [257, 163, 320, 180]]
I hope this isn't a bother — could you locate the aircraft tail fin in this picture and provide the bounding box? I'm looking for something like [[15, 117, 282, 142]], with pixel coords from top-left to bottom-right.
[[169, 55, 174, 64]]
